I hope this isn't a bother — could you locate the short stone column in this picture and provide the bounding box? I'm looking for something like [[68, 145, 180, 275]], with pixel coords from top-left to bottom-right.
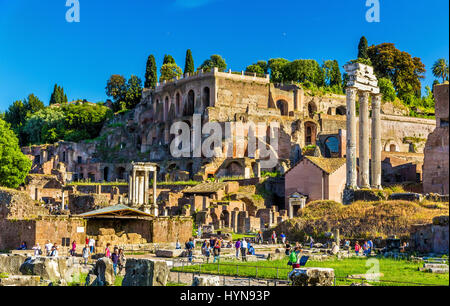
[[358, 91, 370, 188], [345, 88, 358, 189], [371, 94, 382, 189]]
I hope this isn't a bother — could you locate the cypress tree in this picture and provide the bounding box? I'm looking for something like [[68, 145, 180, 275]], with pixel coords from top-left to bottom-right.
[[358, 36, 369, 59], [184, 49, 195, 74], [50, 84, 58, 104], [144, 54, 158, 88]]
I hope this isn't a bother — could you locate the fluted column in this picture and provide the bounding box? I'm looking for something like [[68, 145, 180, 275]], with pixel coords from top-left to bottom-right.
[[358, 91, 370, 188], [152, 170, 158, 216], [346, 87, 358, 189], [371, 94, 382, 189], [128, 173, 133, 205]]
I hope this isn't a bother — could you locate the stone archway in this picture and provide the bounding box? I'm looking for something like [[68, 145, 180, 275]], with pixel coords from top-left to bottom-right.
[[276, 99, 289, 116], [304, 121, 317, 146], [308, 102, 317, 118], [184, 90, 195, 116]]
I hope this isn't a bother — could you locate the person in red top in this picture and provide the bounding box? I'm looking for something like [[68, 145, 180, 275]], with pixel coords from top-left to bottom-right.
[[355, 241, 361, 256], [70, 241, 77, 256], [105, 243, 111, 258]]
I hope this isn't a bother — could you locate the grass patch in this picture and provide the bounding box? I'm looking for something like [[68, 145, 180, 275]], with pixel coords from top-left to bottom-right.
[[232, 233, 257, 240], [171, 257, 449, 286], [0, 272, 8, 279]]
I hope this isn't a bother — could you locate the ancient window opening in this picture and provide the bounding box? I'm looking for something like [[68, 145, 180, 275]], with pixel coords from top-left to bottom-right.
[[324, 136, 339, 157], [304, 122, 317, 146], [276, 100, 289, 116], [176, 92, 181, 116], [336, 106, 346, 115], [202, 87, 211, 110], [184, 90, 195, 116], [103, 167, 109, 182], [308, 102, 317, 118]]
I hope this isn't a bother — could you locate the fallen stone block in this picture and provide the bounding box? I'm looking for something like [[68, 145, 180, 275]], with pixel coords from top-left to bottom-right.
[[289, 268, 335, 286], [86, 257, 115, 286], [122, 259, 169, 286], [192, 276, 220, 286], [0, 275, 40, 286], [155, 249, 184, 258], [0, 254, 28, 275]]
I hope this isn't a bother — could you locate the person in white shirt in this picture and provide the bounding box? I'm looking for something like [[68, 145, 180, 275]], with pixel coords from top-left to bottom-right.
[[32, 243, 42, 256], [45, 240, 53, 256], [241, 239, 248, 262], [82, 245, 90, 265], [88, 238, 95, 254]]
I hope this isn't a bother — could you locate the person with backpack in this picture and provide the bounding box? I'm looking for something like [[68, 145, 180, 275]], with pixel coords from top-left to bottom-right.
[[111, 247, 119, 275], [105, 243, 111, 258], [32, 243, 42, 256], [271, 231, 277, 244], [185, 238, 195, 263], [280, 233, 286, 244], [213, 238, 221, 263], [70, 240, 77, 256], [235, 239, 241, 259], [50, 245, 58, 257], [288, 247, 299, 269]]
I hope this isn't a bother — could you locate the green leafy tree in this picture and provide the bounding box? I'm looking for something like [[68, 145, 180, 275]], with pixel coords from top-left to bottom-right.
[[268, 58, 290, 83], [432, 58, 449, 83], [322, 60, 342, 88], [184, 49, 195, 74], [160, 63, 183, 82], [245, 64, 264, 75], [283, 59, 325, 87], [199, 55, 227, 72], [367, 43, 426, 99], [378, 78, 397, 102], [0, 118, 32, 188], [125, 75, 143, 109], [144, 55, 158, 89], [23, 108, 66, 144], [105, 75, 127, 112], [163, 54, 175, 65], [358, 36, 369, 59]]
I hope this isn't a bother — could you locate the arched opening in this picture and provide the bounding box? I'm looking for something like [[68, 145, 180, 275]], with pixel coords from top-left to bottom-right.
[[324, 136, 339, 157], [164, 96, 169, 120], [308, 102, 317, 118], [276, 100, 289, 116], [226, 161, 244, 177], [183, 90, 195, 116], [336, 106, 346, 115], [220, 210, 230, 228], [176, 92, 181, 116], [202, 87, 210, 110], [211, 212, 220, 229], [116, 167, 126, 180], [103, 167, 109, 182], [304, 122, 317, 146]]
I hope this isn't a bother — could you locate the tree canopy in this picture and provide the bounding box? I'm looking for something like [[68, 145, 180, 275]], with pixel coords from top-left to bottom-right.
[[0, 118, 32, 189], [432, 58, 449, 83], [199, 55, 227, 72], [358, 36, 369, 59], [163, 54, 175, 65], [49, 84, 68, 105], [160, 63, 183, 82], [105, 74, 142, 112]]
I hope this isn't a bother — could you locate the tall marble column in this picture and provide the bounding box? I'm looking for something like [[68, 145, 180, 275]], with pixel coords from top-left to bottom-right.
[[346, 87, 358, 189], [143, 171, 149, 205], [128, 174, 133, 205], [152, 170, 158, 216], [358, 91, 370, 188], [371, 94, 382, 189]]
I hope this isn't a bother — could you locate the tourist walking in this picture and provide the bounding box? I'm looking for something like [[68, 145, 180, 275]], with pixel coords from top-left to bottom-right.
[[257, 231, 263, 244], [111, 247, 119, 275], [285, 241, 291, 256], [363, 241, 369, 256], [88, 237, 95, 254], [82, 245, 90, 265], [289, 247, 300, 269], [213, 238, 221, 263], [176, 239, 181, 249], [355, 241, 361, 256], [241, 238, 248, 262], [271, 231, 277, 244], [247, 241, 255, 255], [105, 243, 111, 258], [309, 236, 314, 248], [45, 240, 53, 256], [280, 232, 286, 244], [32, 243, 42, 256], [50, 245, 58, 257], [235, 239, 241, 258], [70, 240, 77, 256], [204, 242, 211, 263], [118, 249, 126, 274], [185, 238, 195, 263], [367, 240, 373, 254]]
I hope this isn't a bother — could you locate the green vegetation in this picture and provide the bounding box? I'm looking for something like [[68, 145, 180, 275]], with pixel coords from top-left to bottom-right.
[[144, 54, 158, 89], [432, 58, 449, 83], [231, 233, 257, 240], [199, 54, 227, 72], [160, 63, 183, 83], [0, 272, 8, 279], [184, 49, 195, 75], [172, 257, 449, 286], [68, 273, 123, 286], [0, 118, 32, 188], [105, 74, 143, 112], [49, 84, 68, 105]]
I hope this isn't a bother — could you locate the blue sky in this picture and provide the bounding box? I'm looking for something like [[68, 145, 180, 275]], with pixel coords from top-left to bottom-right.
[[0, 0, 448, 111]]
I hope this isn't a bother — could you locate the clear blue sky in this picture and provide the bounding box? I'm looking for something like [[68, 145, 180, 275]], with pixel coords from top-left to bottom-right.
[[0, 0, 448, 111]]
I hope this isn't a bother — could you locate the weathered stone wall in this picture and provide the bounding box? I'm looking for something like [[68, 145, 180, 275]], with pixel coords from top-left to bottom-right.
[[0, 219, 36, 251], [410, 215, 449, 254], [423, 83, 449, 195], [68, 194, 111, 215], [0, 188, 49, 219], [151, 217, 192, 243]]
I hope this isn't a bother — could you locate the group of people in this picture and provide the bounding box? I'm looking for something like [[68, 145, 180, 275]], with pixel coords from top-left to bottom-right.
[[353, 240, 374, 256], [234, 238, 255, 261], [104, 243, 126, 275]]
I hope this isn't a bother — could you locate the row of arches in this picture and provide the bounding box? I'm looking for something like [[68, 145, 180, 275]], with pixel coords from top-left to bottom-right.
[[154, 87, 211, 122]]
